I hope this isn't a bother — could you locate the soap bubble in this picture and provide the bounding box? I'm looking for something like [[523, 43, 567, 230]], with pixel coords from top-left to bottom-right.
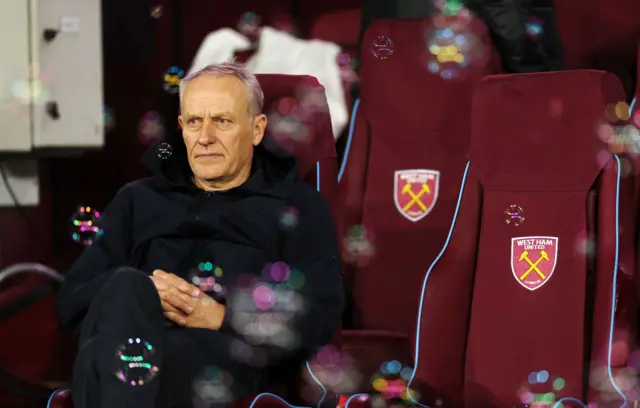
[[504, 204, 525, 226], [526, 16, 544, 39], [189, 262, 226, 300], [423, 11, 485, 80], [157, 142, 172, 159], [371, 36, 394, 60], [192, 366, 234, 407], [150, 5, 162, 18], [237, 12, 261, 37], [279, 206, 299, 230], [342, 225, 376, 267], [103, 106, 116, 134], [114, 337, 160, 387], [70, 206, 103, 246], [138, 111, 166, 145], [163, 66, 184, 94]]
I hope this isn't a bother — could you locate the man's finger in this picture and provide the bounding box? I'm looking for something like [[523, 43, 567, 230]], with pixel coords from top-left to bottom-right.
[[164, 311, 187, 326], [154, 271, 200, 298], [160, 300, 182, 314], [159, 291, 194, 314], [150, 276, 172, 291]]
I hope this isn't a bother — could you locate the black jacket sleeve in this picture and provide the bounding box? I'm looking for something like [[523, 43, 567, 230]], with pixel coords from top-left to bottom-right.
[[56, 184, 134, 333], [220, 184, 345, 366]]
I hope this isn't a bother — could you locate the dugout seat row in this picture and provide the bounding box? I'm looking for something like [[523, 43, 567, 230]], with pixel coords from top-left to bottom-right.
[[49, 28, 640, 408], [410, 70, 639, 407]]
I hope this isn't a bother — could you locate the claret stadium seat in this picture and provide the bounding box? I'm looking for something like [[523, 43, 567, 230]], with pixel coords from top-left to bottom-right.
[[336, 17, 499, 387], [47, 74, 359, 408], [410, 70, 639, 408]]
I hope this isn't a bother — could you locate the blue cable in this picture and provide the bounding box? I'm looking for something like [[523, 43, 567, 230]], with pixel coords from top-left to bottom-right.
[[344, 393, 371, 408], [405, 161, 471, 408], [629, 97, 636, 115], [46, 389, 63, 408], [316, 161, 321, 192], [248, 361, 327, 408], [337, 99, 361, 183], [555, 155, 627, 407]]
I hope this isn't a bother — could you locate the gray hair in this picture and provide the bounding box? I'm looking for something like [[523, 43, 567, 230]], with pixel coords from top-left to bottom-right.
[[179, 62, 264, 116]]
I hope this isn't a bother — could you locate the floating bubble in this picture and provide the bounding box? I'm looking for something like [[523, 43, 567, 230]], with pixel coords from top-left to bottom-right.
[[9, 65, 51, 106], [189, 262, 225, 299], [268, 112, 309, 143], [526, 16, 544, 39], [279, 206, 298, 230], [504, 204, 525, 226], [113, 337, 160, 387], [157, 142, 173, 159], [575, 231, 596, 256], [371, 360, 418, 402], [423, 12, 484, 80], [70, 206, 103, 246], [253, 284, 276, 311], [103, 106, 116, 134], [237, 12, 262, 37], [150, 5, 162, 18], [163, 66, 184, 94], [537, 370, 549, 383], [267, 262, 291, 283], [342, 225, 376, 267], [371, 36, 394, 60], [553, 377, 566, 391], [192, 366, 234, 407], [138, 111, 166, 145]]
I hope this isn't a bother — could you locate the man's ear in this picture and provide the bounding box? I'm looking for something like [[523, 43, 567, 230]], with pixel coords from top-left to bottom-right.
[[252, 114, 267, 146], [178, 115, 184, 129]]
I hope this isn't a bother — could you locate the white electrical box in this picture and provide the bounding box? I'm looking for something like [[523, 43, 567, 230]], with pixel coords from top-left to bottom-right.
[[0, 0, 104, 151]]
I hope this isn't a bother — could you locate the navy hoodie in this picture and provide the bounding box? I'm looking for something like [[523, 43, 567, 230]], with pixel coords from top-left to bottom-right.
[[55, 138, 344, 366]]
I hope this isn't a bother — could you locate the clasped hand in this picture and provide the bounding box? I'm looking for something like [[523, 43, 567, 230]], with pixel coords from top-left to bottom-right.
[[150, 269, 225, 330]]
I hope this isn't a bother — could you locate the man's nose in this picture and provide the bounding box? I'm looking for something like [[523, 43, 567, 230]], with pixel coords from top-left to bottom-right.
[[198, 122, 218, 144]]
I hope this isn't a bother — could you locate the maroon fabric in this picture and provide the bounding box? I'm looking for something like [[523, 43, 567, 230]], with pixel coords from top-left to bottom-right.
[[556, 0, 640, 98], [309, 8, 362, 46], [338, 17, 498, 338], [257, 74, 339, 217], [413, 70, 636, 407]]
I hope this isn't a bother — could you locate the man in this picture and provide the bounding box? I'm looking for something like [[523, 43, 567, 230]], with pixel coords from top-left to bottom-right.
[[56, 62, 344, 408]]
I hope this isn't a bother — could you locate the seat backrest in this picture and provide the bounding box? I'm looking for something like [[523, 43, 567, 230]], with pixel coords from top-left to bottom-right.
[[413, 70, 637, 407], [257, 74, 338, 211], [338, 17, 498, 335]]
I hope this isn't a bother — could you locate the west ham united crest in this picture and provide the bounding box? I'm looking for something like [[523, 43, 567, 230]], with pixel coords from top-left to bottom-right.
[[511, 236, 558, 291], [394, 169, 440, 222]]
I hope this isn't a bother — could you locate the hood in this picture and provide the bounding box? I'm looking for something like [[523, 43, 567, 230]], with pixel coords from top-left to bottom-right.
[[140, 134, 299, 199]]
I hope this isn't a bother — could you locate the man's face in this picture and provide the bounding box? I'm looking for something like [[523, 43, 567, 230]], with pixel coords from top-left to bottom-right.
[[178, 75, 266, 189]]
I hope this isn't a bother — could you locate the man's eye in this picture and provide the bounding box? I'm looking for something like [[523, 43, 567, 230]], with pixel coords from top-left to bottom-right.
[[219, 119, 230, 125], [188, 119, 199, 125]]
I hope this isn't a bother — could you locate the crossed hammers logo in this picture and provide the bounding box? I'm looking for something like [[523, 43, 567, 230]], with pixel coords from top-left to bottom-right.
[[401, 183, 430, 212], [518, 250, 549, 281]]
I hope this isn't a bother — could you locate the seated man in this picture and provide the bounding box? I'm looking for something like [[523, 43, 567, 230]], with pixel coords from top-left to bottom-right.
[[56, 62, 344, 408]]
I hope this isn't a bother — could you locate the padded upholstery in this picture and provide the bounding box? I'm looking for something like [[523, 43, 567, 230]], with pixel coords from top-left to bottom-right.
[[48, 74, 341, 408], [336, 17, 498, 388], [556, 0, 640, 97], [412, 70, 638, 407], [257, 74, 339, 217]]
